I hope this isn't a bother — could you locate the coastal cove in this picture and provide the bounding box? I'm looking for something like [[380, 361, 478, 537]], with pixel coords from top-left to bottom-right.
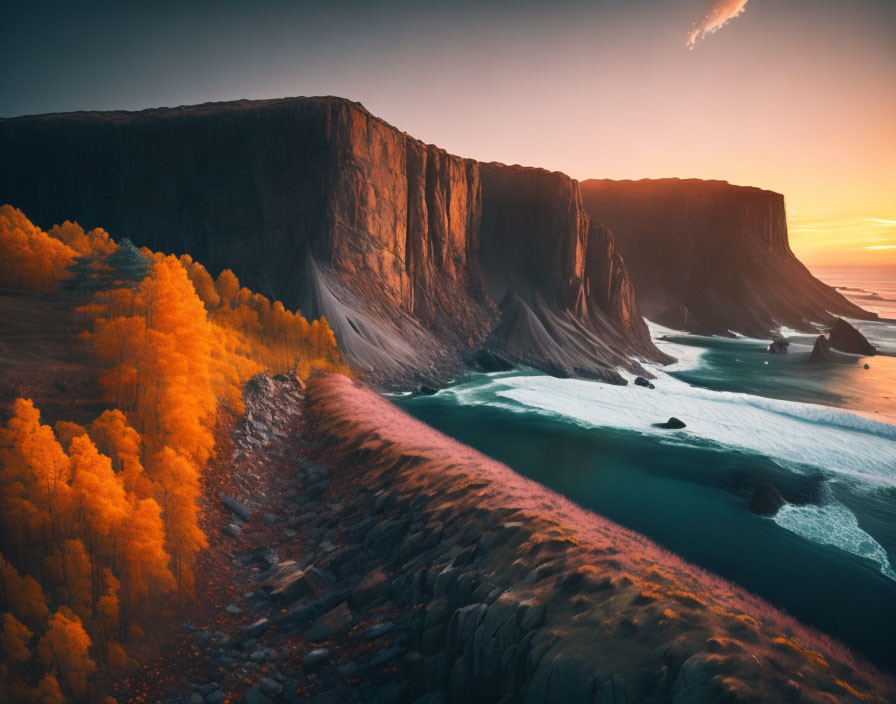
[[394, 319, 896, 672]]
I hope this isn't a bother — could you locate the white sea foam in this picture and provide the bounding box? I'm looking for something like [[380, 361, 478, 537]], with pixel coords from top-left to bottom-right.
[[445, 368, 896, 579], [440, 318, 896, 576], [643, 320, 708, 372], [448, 370, 896, 484], [774, 503, 896, 580]]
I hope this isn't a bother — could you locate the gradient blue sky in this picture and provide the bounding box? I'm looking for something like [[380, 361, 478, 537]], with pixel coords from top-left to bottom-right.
[[2, 0, 895, 265]]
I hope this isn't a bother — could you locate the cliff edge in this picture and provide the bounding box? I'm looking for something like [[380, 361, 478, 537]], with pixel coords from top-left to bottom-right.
[[580, 178, 875, 337], [0, 98, 666, 386]]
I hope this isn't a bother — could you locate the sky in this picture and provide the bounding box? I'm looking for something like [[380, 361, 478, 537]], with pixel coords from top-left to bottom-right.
[[2, 0, 895, 268]]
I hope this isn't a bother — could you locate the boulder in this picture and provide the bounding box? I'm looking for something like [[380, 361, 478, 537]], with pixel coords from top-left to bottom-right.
[[267, 562, 330, 603], [419, 384, 439, 396], [351, 567, 391, 608], [217, 493, 253, 522], [766, 338, 789, 354], [359, 622, 394, 641], [655, 417, 686, 429], [307, 602, 353, 641], [302, 647, 332, 672], [809, 335, 832, 363], [749, 482, 786, 515], [634, 376, 651, 387], [237, 618, 271, 641], [828, 318, 876, 356]]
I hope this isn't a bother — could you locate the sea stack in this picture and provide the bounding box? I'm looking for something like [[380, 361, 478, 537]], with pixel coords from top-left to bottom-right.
[[809, 335, 833, 363], [828, 318, 877, 356]]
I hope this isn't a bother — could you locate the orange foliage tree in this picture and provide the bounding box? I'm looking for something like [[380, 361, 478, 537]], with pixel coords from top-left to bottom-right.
[[0, 206, 77, 293], [1, 208, 351, 700], [0, 206, 118, 294]]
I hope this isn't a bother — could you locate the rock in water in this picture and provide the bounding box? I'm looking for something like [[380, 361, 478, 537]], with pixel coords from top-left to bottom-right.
[[418, 384, 439, 396], [634, 376, 651, 387], [809, 335, 833, 363], [766, 338, 789, 354], [655, 417, 686, 429], [749, 482, 786, 516], [828, 318, 877, 356]]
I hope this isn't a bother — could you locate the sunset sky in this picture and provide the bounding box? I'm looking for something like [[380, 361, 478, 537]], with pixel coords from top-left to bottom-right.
[[2, 0, 894, 267]]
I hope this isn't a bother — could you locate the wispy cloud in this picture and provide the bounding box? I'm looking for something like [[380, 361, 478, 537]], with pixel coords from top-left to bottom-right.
[[687, 0, 750, 50]]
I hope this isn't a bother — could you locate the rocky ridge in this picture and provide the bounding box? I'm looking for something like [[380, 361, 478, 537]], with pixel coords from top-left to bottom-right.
[[139, 373, 894, 704]]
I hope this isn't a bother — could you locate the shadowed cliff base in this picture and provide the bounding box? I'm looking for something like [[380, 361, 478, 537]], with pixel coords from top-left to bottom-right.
[[304, 373, 895, 703], [0, 97, 667, 388], [580, 178, 876, 338]]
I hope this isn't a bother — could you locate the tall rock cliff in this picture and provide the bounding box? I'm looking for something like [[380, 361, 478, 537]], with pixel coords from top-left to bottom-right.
[[0, 97, 666, 385], [580, 178, 875, 337]]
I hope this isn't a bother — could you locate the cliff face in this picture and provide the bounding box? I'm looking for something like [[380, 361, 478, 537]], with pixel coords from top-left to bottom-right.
[[580, 178, 876, 337], [0, 97, 665, 385]]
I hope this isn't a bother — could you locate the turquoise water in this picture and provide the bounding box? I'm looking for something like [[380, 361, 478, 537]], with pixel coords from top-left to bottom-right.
[[394, 320, 896, 671], [665, 329, 896, 425]]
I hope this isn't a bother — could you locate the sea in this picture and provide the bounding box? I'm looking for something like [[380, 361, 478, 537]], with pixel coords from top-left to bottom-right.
[[394, 267, 896, 672]]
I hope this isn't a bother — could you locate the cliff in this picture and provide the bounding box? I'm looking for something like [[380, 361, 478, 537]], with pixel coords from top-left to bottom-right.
[[580, 178, 876, 337], [0, 97, 666, 386]]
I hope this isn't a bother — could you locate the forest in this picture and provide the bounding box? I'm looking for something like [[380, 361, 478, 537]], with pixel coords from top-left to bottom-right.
[[0, 205, 348, 702]]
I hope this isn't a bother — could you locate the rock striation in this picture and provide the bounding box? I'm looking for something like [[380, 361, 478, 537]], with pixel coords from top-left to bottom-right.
[[579, 179, 876, 337], [0, 97, 667, 386]]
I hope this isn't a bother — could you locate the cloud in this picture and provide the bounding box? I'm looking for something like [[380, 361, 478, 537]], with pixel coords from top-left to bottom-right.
[[687, 0, 750, 50]]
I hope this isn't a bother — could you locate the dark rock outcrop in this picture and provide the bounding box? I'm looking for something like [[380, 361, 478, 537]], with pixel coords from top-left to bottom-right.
[[656, 417, 686, 429], [469, 349, 514, 373], [579, 179, 876, 337], [766, 338, 789, 354], [828, 318, 877, 356], [809, 335, 833, 363], [0, 97, 668, 386], [749, 482, 786, 516]]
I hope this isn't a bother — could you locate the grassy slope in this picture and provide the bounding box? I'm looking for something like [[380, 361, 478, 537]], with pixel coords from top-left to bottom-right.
[[307, 373, 895, 703]]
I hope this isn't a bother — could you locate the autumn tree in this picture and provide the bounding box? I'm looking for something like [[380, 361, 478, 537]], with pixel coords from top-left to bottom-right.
[[0, 400, 72, 565], [0, 208, 352, 699], [0, 206, 77, 293], [0, 552, 50, 631], [37, 608, 95, 700]]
